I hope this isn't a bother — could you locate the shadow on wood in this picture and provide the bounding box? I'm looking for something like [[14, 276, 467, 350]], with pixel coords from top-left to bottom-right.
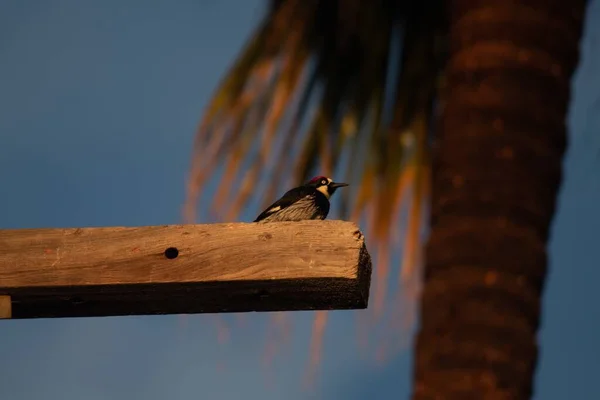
[[0, 220, 372, 319]]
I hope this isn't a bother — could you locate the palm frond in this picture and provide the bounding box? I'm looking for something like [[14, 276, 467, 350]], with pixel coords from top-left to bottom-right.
[[183, 0, 447, 371]]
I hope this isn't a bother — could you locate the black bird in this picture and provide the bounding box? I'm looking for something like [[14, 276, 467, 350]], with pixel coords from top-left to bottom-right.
[[254, 176, 349, 222]]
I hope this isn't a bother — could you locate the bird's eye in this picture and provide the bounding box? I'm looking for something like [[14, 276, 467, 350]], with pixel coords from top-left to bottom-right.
[[321, 179, 327, 185]]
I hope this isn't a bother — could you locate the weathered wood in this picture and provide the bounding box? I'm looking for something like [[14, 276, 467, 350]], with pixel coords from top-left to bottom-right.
[[0, 220, 371, 319]]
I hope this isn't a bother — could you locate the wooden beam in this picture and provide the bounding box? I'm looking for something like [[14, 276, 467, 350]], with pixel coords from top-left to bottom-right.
[[0, 220, 372, 319]]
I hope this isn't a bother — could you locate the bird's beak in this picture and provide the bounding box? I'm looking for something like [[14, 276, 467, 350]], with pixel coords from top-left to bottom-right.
[[329, 182, 349, 189]]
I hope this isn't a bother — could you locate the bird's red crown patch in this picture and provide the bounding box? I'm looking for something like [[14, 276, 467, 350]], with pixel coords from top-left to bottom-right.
[[308, 176, 328, 183]]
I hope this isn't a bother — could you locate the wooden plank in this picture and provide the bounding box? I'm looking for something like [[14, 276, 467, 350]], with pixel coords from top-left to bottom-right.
[[0, 220, 372, 319]]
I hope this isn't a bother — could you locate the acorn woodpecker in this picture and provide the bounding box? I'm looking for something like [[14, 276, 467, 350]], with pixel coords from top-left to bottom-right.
[[254, 176, 349, 222]]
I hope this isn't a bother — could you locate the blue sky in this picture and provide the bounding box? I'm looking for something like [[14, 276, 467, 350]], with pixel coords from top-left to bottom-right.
[[1, 1, 599, 399]]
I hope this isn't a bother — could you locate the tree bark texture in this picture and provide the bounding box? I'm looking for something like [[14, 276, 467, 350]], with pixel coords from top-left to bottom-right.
[[412, 0, 588, 399]]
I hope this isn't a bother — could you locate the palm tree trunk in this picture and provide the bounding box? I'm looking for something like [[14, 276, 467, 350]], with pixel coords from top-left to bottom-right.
[[411, 0, 588, 398]]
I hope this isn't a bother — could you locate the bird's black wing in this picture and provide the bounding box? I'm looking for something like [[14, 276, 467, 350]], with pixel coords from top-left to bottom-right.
[[254, 186, 313, 222]]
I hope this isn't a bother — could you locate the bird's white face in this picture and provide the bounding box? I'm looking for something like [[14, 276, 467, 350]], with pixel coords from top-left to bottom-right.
[[307, 175, 348, 199], [316, 177, 333, 199]]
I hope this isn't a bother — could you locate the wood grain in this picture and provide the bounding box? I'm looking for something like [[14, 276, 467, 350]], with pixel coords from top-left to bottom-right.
[[0, 220, 372, 319]]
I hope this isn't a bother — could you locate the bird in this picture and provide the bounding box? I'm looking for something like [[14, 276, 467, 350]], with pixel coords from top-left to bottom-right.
[[254, 176, 349, 222]]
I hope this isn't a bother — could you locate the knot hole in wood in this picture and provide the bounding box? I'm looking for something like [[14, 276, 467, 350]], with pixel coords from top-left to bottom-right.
[[164, 247, 179, 259]]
